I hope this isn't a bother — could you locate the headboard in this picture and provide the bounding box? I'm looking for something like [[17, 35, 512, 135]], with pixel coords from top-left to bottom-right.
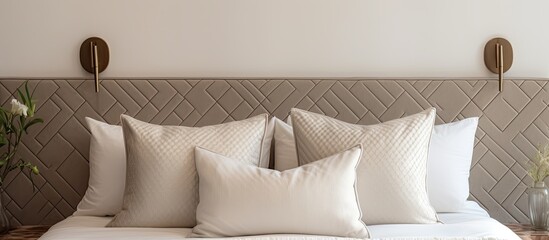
[[1, 78, 547, 225]]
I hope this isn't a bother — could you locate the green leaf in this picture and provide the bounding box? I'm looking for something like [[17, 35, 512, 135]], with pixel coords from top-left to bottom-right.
[[23, 118, 43, 133], [15, 160, 40, 192], [17, 89, 27, 106], [24, 82, 35, 117], [0, 133, 6, 148], [4, 121, 13, 134], [0, 108, 6, 125], [27, 103, 35, 118], [19, 115, 25, 130], [25, 82, 31, 104], [0, 108, 8, 129], [29, 170, 37, 192], [30, 81, 38, 99], [2, 109, 13, 133]]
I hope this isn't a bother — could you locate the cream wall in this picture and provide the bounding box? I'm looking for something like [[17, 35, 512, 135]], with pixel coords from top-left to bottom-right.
[[1, 0, 548, 78]]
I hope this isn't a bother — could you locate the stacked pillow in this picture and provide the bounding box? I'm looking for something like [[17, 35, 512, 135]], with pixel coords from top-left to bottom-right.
[[108, 114, 270, 227], [292, 108, 438, 224], [76, 108, 478, 237], [275, 114, 478, 213], [192, 146, 369, 238], [75, 118, 126, 217], [427, 118, 478, 212], [76, 117, 274, 218]]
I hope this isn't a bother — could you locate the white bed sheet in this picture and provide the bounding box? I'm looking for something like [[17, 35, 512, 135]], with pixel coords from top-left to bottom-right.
[[39, 201, 520, 240]]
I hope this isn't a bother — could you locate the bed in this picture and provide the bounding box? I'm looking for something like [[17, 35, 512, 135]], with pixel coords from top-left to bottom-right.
[[1, 79, 538, 240], [37, 109, 519, 239], [40, 202, 519, 240]]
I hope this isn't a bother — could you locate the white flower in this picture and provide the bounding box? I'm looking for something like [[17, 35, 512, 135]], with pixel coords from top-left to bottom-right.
[[10, 99, 28, 117]]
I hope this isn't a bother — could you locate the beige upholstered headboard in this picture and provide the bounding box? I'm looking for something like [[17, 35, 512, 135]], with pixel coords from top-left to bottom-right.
[[1, 78, 547, 225]]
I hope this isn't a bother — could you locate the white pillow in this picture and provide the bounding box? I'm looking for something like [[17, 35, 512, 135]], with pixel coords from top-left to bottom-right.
[[291, 108, 438, 224], [273, 118, 298, 171], [74, 118, 126, 216], [428, 117, 478, 212], [74, 117, 275, 217], [275, 116, 478, 213], [108, 114, 268, 227], [260, 117, 275, 168], [191, 146, 369, 238]]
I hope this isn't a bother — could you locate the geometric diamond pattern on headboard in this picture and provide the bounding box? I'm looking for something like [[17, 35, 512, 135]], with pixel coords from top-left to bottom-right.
[[0, 79, 548, 225]]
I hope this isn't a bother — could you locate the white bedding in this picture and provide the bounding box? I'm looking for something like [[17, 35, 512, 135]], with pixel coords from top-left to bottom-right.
[[39, 202, 520, 240]]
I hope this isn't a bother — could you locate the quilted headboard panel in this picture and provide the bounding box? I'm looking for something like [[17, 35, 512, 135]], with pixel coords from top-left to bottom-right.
[[0, 78, 548, 225]]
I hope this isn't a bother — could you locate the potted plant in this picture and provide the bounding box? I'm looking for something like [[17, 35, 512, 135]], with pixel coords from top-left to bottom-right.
[[527, 143, 549, 230], [0, 82, 42, 233]]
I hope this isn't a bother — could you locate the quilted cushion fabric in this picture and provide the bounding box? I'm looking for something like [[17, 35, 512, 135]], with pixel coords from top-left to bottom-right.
[[75, 118, 275, 217], [276, 117, 479, 213], [291, 108, 438, 224], [108, 114, 268, 227], [191, 146, 369, 238]]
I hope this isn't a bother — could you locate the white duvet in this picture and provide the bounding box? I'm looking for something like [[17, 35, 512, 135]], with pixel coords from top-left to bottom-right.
[[39, 202, 520, 240]]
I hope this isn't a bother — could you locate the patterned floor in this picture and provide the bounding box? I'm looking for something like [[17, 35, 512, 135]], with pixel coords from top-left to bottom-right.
[[0, 226, 50, 240], [506, 224, 549, 240]]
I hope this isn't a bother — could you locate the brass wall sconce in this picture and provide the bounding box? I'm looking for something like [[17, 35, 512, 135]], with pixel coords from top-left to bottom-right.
[[484, 38, 513, 92], [80, 37, 110, 92]]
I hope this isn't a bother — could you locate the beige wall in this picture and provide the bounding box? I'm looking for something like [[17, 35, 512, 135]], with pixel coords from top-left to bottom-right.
[[1, 0, 548, 78]]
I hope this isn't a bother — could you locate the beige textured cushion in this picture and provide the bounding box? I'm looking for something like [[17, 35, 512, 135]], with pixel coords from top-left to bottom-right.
[[191, 146, 369, 238], [108, 114, 268, 227], [76, 118, 275, 218], [291, 108, 438, 224], [75, 118, 126, 217]]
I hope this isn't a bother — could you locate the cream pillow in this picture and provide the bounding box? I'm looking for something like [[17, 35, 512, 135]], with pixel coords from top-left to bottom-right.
[[276, 117, 479, 213], [108, 114, 268, 227], [273, 118, 298, 171], [291, 108, 438, 224], [74, 118, 126, 216], [191, 146, 369, 238], [75, 117, 274, 217]]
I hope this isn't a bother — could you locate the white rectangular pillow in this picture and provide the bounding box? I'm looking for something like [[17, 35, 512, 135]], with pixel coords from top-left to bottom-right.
[[291, 108, 438, 224], [107, 114, 268, 227], [74, 117, 274, 217], [192, 146, 369, 238], [276, 116, 478, 213], [428, 117, 478, 212]]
